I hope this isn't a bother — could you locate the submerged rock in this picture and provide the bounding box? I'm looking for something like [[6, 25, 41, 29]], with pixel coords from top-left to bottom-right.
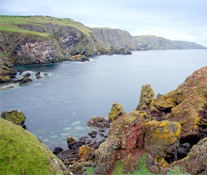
[[108, 102, 126, 123], [1, 110, 26, 127]]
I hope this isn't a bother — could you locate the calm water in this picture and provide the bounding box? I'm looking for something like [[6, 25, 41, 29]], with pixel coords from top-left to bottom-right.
[[1, 50, 207, 150]]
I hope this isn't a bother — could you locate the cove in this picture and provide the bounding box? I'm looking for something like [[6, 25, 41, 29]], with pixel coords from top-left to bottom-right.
[[1, 49, 207, 150]]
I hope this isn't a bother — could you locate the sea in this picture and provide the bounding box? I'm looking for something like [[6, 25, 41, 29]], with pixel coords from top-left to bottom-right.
[[1, 49, 207, 150]]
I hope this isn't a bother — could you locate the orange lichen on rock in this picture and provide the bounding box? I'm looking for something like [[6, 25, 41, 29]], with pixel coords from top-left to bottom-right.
[[108, 102, 126, 123], [145, 120, 181, 157], [150, 66, 207, 139], [79, 145, 95, 161]]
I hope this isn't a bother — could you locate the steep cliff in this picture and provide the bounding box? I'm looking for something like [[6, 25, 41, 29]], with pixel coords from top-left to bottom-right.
[[134, 35, 206, 50], [0, 15, 138, 67]]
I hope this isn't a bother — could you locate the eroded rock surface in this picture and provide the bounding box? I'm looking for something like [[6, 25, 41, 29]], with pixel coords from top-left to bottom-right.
[[172, 137, 207, 175], [93, 112, 145, 175]]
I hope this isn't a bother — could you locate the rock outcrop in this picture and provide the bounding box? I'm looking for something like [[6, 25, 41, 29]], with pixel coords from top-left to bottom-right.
[[172, 137, 207, 175], [1, 110, 26, 127], [108, 102, 126, 123], [0, 118, 68, 175], [134, 84, 154, 119], [93, 112, 145, 174], [150, 66, 207, 141]]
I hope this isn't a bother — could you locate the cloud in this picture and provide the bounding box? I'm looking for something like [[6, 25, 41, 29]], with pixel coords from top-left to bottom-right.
[[1, 0, 207, 45]]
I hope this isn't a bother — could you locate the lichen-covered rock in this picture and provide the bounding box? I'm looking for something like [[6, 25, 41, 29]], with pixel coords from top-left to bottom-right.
[[135, 84, 154, 120], [66, 137, 79, 150], [145, 120, 181, 158], [0, 118, 68, 175], [108, 102, 126, 123], [150, 66, 207, 140], [79, 145, 95, 161], [93, 112, 145, 175], [19, 77, 33, 86], [172, 137, 207, 175], [87, 116, 110, 128], [1, 110, 26, 127], [122, 153, 139, 174], [145, 120, 181, 173], [0, 75, 11, 83]]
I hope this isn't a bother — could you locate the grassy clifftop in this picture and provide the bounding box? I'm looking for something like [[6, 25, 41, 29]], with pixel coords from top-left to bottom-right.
[[0, 15, 92, 36]]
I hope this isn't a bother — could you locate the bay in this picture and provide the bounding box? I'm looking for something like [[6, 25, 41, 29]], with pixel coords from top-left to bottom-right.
[[1, 49, 207, 150]]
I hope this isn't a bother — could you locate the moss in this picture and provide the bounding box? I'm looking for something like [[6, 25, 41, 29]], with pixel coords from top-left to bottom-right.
[[0, 118, 67, 175], [1, 110, 26, 126]]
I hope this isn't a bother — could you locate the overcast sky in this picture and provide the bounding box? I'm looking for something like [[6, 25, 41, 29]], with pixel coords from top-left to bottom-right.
[[1, 0, 207, 46]]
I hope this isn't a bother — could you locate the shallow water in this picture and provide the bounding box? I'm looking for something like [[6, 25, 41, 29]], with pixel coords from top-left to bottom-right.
[[1, 50, 207, 150]]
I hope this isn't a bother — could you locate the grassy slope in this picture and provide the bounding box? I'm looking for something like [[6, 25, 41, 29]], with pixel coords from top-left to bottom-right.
[[0, 118, 67, 175], [0, 15, 92, 36]]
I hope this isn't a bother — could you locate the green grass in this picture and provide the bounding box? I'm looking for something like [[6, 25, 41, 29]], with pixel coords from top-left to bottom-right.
[[0, 118, 67, 175], [0, 15, 92, 36], [0, 23, 50, 38]]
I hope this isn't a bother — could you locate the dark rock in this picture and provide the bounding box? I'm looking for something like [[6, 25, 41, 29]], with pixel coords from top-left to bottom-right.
[[66, 137, 79, 150], [23, 72, 31, 77], [99, 129, 105, 132], [53, 147, 63, 154], [11, 79, 21, 83], [87, 116, 110, 128], [19, 77, 33, 86], [79, 136, 88, 140], [177, 142, 191, 159], [99, 132, 104, 137], [77, 140, 86, 147], [18, 70, 24, 75], [35, 72, 42, 79], [88, 131, 97, 138]]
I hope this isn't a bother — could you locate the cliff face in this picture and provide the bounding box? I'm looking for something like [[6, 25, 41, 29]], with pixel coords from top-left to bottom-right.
[[0, 16, 206, 67], [134, 35, 206, 50], [0, 16, 138, 66], [91, 28, 141, 50]]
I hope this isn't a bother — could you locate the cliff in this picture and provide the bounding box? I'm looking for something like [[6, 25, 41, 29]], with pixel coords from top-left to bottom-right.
[[91, 66, 207, 174], [134, 35, 206, 50], [0, 15, 138, 67]]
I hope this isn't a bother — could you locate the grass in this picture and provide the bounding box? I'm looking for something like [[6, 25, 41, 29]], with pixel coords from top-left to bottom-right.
[[0, 118, 67, 175], [0, 15, 92, 36]]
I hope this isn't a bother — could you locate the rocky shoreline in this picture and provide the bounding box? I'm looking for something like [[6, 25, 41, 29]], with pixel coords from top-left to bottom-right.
[[1, 66, 207, 175]]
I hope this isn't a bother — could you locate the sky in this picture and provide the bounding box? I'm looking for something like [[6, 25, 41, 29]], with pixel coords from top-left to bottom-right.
[[1, 0, 207, 47]]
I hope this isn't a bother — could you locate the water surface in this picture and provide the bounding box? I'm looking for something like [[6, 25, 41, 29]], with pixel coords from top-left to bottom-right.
[[1, 50, 207, 150]]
